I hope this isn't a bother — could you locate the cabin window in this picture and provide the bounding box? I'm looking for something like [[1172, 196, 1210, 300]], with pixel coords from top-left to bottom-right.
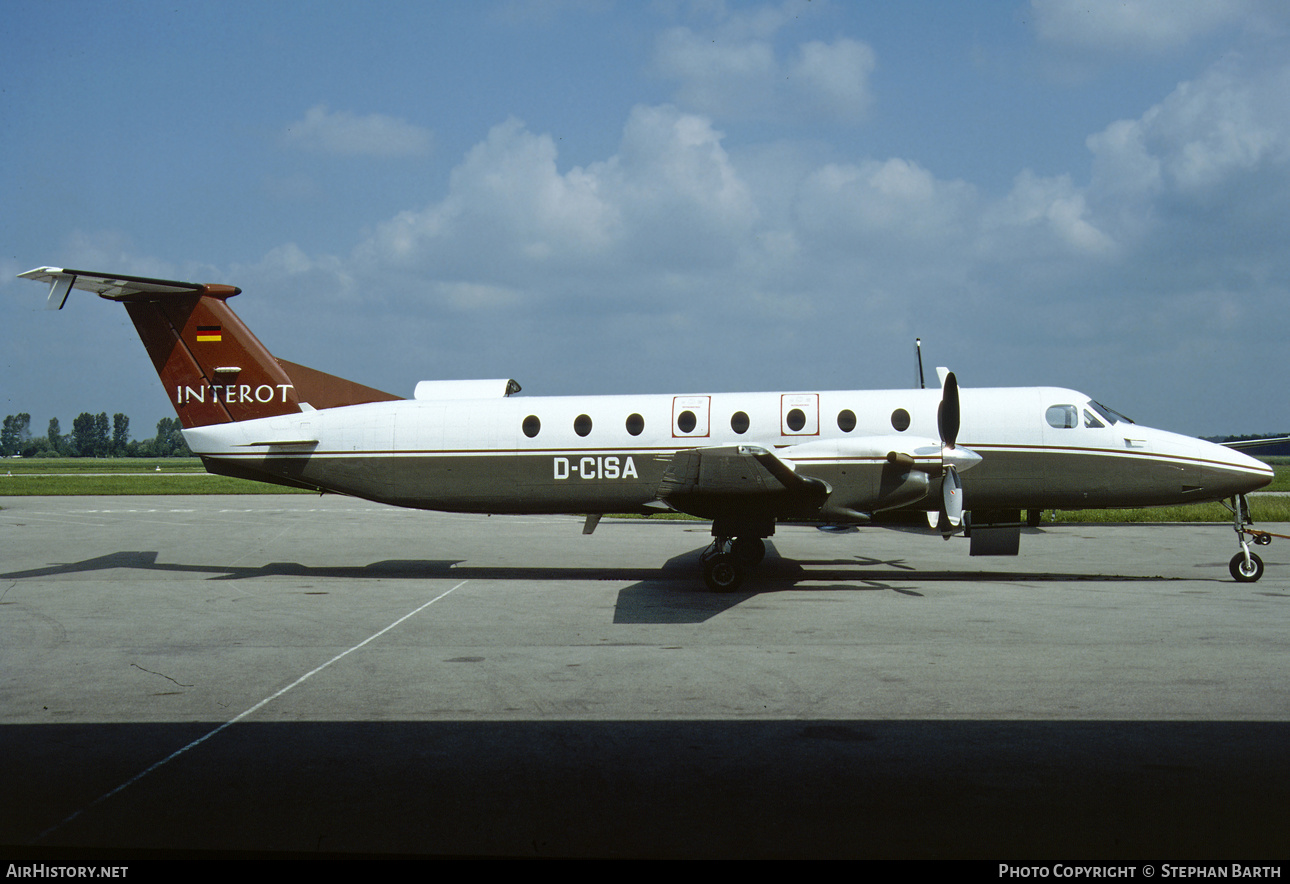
[[837, 409, 857, 432], [522, 415, 541, 438], [574, 414, 593, 437], [731, 411, 750, 434], [786, 408, 806, 432], [891, 409, 910, 432], [1046, 405, 1078, 429], [677, 410, 697, 433], [626, 413, 645, 436]]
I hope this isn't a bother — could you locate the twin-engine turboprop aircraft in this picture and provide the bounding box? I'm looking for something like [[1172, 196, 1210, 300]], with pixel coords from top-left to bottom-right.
[[19, 267, 1275, 590]]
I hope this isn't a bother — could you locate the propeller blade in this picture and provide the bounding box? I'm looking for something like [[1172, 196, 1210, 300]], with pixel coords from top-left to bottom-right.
[[942, 465, 963, 528], [937, 372, 960, 451]]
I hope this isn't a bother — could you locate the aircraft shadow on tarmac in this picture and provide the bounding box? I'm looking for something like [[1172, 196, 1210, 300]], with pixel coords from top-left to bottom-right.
[[4, 543, 1175, 625]]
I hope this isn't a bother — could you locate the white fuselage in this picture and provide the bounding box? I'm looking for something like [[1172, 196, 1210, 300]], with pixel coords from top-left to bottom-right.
[[183, 385, 1272, 516]]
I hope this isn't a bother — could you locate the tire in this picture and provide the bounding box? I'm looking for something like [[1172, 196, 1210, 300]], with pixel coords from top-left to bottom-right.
[[703, 554, 744, 592], [1230, 552, 1264, 583]]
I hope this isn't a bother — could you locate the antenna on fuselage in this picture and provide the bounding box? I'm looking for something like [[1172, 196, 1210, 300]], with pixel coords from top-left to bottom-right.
[[915, 338, 926, 389]]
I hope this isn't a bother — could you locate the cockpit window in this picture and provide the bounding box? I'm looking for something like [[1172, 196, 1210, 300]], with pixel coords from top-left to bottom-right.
[[1083, 409, 1105, 429], [1046, 405, 1078, 429], [1088, 400, 1135, 425]]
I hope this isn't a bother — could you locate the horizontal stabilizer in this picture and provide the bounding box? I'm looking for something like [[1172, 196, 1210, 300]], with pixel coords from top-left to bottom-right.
[[19, 267, 239, 309]]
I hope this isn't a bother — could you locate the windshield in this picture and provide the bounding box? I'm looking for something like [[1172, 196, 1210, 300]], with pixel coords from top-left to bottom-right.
[[1088, 400, 1135, 425]]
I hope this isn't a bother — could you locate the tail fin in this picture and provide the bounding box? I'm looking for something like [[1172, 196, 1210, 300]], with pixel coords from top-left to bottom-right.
[[19, 267, 400, 428]]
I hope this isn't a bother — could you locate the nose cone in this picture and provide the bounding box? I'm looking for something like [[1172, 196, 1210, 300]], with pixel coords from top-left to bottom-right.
[[1193, 438, 1274, 499]]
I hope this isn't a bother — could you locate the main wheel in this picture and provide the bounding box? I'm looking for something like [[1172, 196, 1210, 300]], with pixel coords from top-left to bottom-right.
[[703, 554, 745, 592], [1229, 551, 1264, 582]]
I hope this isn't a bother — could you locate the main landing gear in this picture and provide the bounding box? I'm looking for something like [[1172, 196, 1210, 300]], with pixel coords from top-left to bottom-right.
[[700, 536, 766, 592], [1227, 493, 1275, 582]]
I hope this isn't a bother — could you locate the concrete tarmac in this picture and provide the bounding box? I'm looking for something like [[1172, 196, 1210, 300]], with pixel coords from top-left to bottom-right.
[[2, 495, 1288, 858]]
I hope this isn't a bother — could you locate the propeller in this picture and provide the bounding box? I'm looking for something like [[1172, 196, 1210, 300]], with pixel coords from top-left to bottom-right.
[[927, 371, 977, 532], [939, 372, 963, 526]]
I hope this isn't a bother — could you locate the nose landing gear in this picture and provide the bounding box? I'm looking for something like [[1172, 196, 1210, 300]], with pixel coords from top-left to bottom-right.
[[1227, 494, 1276, 582]]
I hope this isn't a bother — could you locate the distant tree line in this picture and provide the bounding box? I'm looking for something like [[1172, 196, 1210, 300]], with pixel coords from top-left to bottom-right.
[[1, 412, 191, 458]]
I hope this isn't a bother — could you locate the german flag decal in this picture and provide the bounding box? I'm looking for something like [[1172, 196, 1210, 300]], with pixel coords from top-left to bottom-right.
[[196, 325, 222, 342]]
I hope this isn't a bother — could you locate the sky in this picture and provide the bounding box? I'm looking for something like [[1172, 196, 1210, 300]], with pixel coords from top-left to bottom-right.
[[2, 0, 1288, 440]]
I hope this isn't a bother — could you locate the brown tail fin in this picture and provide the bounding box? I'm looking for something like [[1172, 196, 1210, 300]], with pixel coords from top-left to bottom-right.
[[19, 267, 400, 428]]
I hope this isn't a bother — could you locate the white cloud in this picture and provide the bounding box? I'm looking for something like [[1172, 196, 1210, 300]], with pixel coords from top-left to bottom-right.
[[1087, 57, 1290, 242], [613, 105, 758, 259], [654, 26, 777, 119], [789, 39, 875, 123], [652, 7, 875, 124], [992, 170, 1114, 255], [356, 116, 619, 279], [431, 280, 524, 311], [235, 243, 356, 307], [795, 158, 976, 254], [283, 104, 433, 158], [1031, 0, 1258, 53], [152, 51, 1290, 428], [356, 105, 755, 283]]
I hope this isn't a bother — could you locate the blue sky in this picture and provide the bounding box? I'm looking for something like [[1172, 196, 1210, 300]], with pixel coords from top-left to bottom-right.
[[3, 0, 1288, 439]]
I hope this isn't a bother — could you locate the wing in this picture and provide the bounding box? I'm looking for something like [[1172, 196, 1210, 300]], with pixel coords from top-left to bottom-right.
[[656, 438, 947, 528], [659, 444, 827, 507], [656, 444, 830, 537]]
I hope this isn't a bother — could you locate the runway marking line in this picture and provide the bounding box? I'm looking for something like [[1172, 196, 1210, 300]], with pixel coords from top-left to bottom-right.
[[35, 580, 469, 843]]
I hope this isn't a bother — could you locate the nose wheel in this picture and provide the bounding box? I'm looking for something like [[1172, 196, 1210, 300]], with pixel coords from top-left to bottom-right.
[[1229, 551, 1265, 582]]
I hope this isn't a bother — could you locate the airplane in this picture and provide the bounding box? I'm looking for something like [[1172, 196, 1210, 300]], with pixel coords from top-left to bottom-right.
[[18, 266, 1277, 590]]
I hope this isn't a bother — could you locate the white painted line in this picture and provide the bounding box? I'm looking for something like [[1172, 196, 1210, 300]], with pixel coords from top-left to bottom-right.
[[36, 580, 469, 842]]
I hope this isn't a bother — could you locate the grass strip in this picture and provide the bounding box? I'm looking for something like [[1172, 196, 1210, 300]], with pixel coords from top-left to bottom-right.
[[1, 474, 313, 495]]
